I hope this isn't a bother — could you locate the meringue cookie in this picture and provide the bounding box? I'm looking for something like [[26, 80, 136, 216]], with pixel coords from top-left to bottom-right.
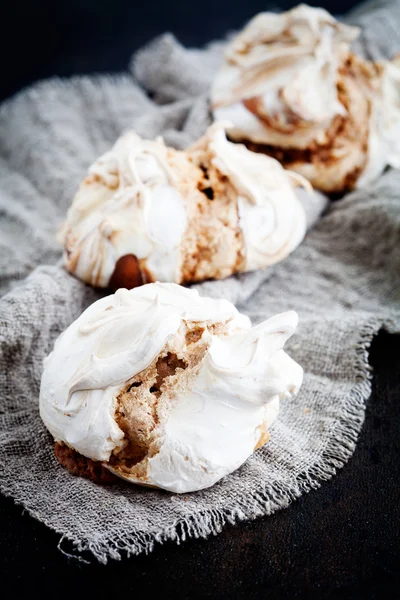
[[61, 123, 308, 288], [39, 282, 303, 493], [211, 4, 400, 193]]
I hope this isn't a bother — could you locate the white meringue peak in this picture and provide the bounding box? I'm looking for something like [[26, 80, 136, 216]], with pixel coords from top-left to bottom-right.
[[40, 282, 303, 493]]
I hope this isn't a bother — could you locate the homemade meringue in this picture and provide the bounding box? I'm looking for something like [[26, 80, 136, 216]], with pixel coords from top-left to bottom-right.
[[39, 282, 303, 493], [61, 123, 308, 289], [211, 4, 400, 193]]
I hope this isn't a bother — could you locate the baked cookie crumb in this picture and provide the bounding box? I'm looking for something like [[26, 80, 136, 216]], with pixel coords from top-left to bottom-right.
[[54, 442, 118, 484]]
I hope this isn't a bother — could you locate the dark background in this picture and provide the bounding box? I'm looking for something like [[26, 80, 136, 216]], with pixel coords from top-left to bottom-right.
[[1, 1, 400, 598], [2, 0, 357, 102]]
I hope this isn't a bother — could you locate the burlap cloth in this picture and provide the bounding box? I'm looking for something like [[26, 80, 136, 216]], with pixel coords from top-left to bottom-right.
[[0, 0, 399, 563]]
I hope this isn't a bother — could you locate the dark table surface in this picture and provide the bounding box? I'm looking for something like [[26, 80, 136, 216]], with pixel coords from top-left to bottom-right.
[[1, 1, 399, 598]]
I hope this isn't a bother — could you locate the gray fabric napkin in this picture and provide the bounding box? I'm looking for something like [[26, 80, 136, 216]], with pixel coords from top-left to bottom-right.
[[0, 0, 400, 564]]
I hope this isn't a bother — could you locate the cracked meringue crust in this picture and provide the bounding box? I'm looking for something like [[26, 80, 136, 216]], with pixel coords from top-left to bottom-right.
[[52, 334, 280, 488], [40, 283, 303, 493], [61, 123, 307, 290], [105, 314, 252, 487], [243, 54, 374, 193], [105, 148, 244, 290], [211, 4, 400, 193], [167, 143, 244, 284]]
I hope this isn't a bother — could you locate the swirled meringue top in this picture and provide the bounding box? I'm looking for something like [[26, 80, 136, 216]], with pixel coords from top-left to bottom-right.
[[62, 132, 187, 287], [211, 4, 359, 149], [211, 5, 400, 190], [203, 123, 308, 271], [39, 282, 303, 493]]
